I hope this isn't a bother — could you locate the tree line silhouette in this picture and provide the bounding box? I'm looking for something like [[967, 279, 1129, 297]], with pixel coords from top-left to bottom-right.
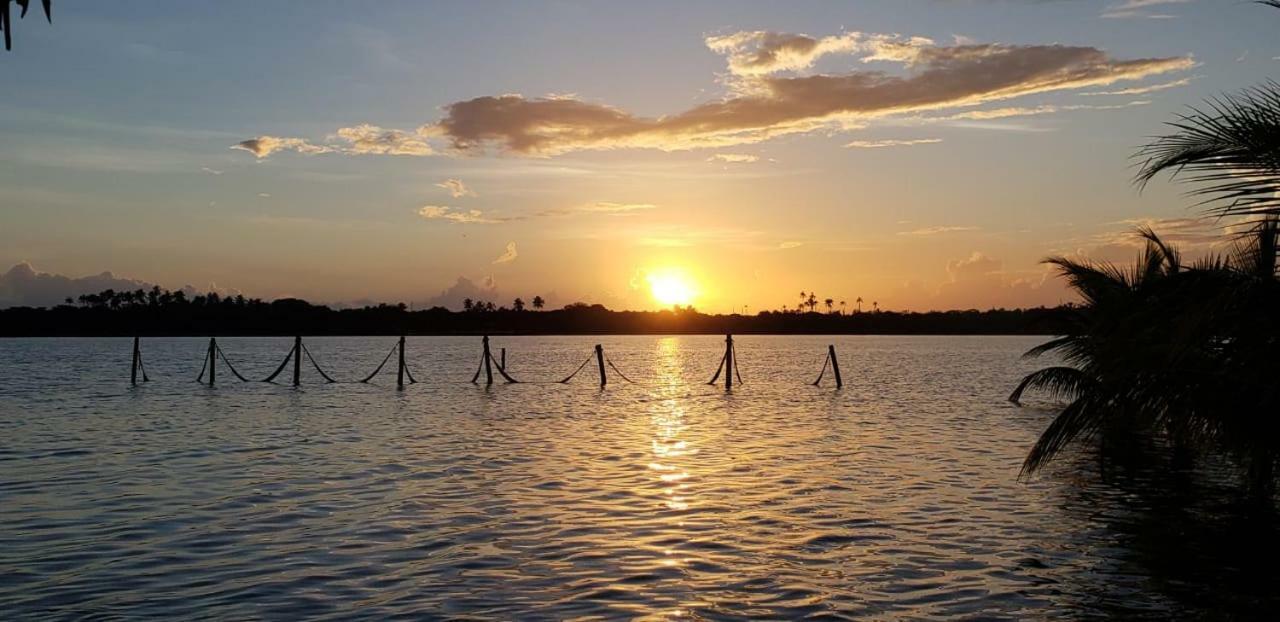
[[0, 288, 1060, 337]]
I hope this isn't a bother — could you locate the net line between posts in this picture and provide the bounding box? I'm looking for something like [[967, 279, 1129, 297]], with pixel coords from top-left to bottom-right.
[[471, 336, 519, 385], [811, 344, 844, 389], [130, 337, 150, 385], [197, 337, 251, 385], [133, 333, 855, 390], [706, 334, 742, 388], [360, 336, 418, 388]]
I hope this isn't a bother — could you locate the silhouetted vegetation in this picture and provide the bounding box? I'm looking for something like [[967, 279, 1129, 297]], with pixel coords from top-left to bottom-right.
[[1014, 1, 1280, 496], [1, 0, 51, 51], [0, 288, 1059, 336]]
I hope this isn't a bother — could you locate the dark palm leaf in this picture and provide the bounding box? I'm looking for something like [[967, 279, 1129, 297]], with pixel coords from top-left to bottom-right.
[[1, 0, 51, 50], [1008, 366, 1096, 405], [1135, 83, 1280, 218], [1020, 395, 1109, 476]]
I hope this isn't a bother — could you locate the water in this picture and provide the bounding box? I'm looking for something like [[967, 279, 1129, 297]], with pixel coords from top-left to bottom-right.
[[1, 336, 1276, 620]]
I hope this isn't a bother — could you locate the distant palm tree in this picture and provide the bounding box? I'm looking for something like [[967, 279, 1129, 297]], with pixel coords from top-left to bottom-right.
[[1, 0, 52, 51], [840, 300, 847, 315], [872, 301, 878, 313], [463, 298, 473, 312], [856, 297, 863, 313], [806, 293, 818, 313], [824, 298, 834, 313], [513, 297, 525, 311], [798, 291, 807, 311], [532, 295, 544, 310]]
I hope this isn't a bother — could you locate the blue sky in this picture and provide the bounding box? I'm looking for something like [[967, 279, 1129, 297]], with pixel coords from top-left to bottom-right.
[[2, 0, 1277, 311]]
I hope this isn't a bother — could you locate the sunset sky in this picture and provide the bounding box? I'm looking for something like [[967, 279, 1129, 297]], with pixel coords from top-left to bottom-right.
[[2, 0, 1277, 312]]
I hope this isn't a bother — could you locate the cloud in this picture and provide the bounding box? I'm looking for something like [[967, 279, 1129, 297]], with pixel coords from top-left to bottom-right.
[[492, 242, 518, 264], [257, 193, 271, 198], [704, 30, 865, 76], [1101, 0, 1190, 19], [578, 201, 657, 213], [1080, 76, 1193, 96], [239, 32, 1192, 158], [847, 138, 943, 149], [0, 263, 152, 308], [898, 225, 979, 235], [927, 252, 1068, 310], [333, 124, 433, 155], [201, 167, 224, 175], [231, 136, 333, 158], [0, 263, 244, 309], [708, 153, 760, 163], [423, 275, 501, 310], [436, 178, 476, 197], [417, 205, 499, 224], [779, 241, 804, 249], [429, 40, 1190, 155]]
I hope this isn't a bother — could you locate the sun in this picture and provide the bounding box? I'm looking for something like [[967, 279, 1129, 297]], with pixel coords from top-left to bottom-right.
[[647, 269, 697, 307]]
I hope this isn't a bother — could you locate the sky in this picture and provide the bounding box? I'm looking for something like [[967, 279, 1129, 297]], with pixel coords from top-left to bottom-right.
[[1, 0, 1278, 312]]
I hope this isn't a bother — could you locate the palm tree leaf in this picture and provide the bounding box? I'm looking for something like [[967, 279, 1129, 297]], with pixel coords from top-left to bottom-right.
[[1135, 82, 1280, 218], [1008, 366, 1095, 405], [1020, 395, 1108, 477]]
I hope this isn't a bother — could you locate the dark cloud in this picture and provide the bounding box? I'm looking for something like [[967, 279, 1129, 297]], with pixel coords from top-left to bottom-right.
[[0, 263, 151, 308]]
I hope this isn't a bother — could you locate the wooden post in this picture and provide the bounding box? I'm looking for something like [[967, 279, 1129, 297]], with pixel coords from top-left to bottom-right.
[[131, 336, 141, 385], [595, 344, 607, 387], [208, 337, 217, 386], [828, 344, 843, 389], [292, 336, 302, 387], [500, 348, 506, 372], [482, 336, 494, 386], [397, 336, 406, 389], [724, 334, 734, 390]]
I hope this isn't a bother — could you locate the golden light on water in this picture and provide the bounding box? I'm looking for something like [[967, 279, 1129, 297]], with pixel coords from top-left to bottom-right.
[[647, 269, 697, 307]]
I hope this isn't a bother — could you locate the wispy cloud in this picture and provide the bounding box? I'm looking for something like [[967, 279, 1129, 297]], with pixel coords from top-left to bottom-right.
[[846, 138, 942, 149], [492, 242, 518, 264], [1101, 0, 1191, 19], [201, 167, 224, 175], [898, 226, 980, 236], [578, 201, 657, 214], [707, 153, 760, 163], [333, 124, 433, 155], [231, 136, 334, 158], [417, 205, 500, 224], [1080, 76, 1194, 96], [436, 178, 476, 198]]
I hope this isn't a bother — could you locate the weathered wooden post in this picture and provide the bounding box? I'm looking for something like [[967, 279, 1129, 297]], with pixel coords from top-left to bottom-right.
[[131, 336, 141, 385], [595, 344, 607, 387], [500, 348, 507, 372], [292, 336, 302, 387], [397, 335, 406, 389], [828, 344, 843, 389], [208, 337, 218, 386], [724, 334, 734, 390], [482, 336, 494, 386]]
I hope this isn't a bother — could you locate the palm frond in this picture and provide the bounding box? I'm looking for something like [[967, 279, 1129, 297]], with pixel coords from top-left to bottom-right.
[[1135, 82, 1280, 218], [1020, 395, 1108, 476], [1009, 366, 1095, 405]]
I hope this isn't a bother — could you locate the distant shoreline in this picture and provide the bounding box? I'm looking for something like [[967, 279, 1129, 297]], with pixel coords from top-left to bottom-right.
[[0, 299, 1063, 337]]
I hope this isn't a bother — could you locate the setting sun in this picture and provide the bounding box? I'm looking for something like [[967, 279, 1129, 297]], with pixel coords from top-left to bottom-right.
[[647, 269, 697, 307]]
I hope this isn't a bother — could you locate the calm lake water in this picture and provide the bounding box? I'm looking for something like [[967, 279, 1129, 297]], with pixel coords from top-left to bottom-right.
[[1, 335, 1277, 620]]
